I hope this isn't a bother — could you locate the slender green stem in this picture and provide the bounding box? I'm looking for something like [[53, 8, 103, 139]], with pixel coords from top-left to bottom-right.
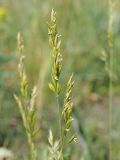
[[27, 132, 37, 160], [56, 95, 64, 159], [108, 0, 114, 159], [56, 96, 61, 138], [109, 48, 113, 160]]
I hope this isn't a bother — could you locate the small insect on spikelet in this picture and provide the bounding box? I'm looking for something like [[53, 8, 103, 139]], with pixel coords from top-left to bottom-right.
[[47, 9, 76, 160], [14, 33, 39, 160]]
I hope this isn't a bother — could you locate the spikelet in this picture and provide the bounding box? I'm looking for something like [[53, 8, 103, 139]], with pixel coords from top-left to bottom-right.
[[48, 130, 61, 160], [14, 33, 39, 160], [63, 74, 74, 134], [48, 9, 62, 95]]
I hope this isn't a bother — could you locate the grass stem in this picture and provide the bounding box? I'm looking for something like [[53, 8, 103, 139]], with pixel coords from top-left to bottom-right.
[[56, 95, 64, 159]]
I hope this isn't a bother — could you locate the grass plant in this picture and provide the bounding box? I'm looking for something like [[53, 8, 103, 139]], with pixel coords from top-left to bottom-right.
[[14, 33, 39, 160], [47, 9, 76, 160], [13, 9, 76, 160]]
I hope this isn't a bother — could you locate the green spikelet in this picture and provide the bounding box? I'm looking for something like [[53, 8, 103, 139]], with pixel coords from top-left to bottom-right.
[[48, 9, 62, 96], [14, 33, 39, 160]]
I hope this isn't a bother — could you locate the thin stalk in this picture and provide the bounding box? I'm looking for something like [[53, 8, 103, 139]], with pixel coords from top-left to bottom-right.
[[56, 95, 64, 159], [27, 132, 37, 160], [108, 48, 113, 160], [108, 0, 114, 159]]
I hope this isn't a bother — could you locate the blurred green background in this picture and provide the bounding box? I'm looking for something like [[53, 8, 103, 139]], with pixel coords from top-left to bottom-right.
[[0, 0, 120, 159]]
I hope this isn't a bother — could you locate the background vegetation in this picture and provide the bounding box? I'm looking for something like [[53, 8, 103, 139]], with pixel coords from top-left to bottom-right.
[[0, 0, 120, 159]]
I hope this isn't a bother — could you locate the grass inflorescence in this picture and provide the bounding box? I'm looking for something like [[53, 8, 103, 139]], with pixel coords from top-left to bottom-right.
[[14, 33, 39, 160], [47, 9, 76, 160]]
